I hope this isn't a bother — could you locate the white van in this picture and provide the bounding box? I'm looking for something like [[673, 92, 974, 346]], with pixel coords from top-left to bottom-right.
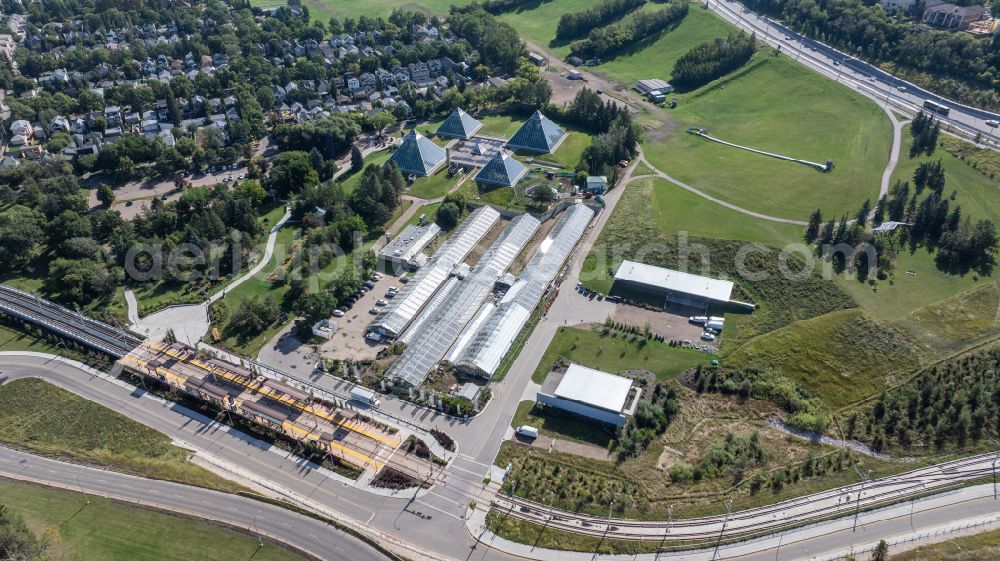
[[516, 425, 539, 439]]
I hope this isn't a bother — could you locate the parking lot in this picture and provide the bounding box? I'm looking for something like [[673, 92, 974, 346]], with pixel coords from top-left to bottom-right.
[[316, 272, 404, 361]]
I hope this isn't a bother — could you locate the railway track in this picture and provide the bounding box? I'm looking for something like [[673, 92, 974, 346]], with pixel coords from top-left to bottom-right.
[[492, 452, 1000, 542], [0, 284, 143, 357]]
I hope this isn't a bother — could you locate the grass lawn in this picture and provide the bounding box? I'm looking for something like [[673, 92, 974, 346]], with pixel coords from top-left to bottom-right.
[[0, 480, 307, 561], [832, 128, 1000, 321], [0, 378, 243, 492], [891, 525, 1000, 560], [538, 130, 590, 170], [531, 326, 711, 383], [647, 178, 803, 246], [338, 150, 392, 195], [645, 54, 892, 220], [477, 115, 524, 139], [402, 201, 442, 228], [497, 0, 602, 57], [0, 323, 63, 353], [893, 125, 1000, 226], [131, 205, 288, 316], [590, 4, 736, 85], [406, 168, 465, 199], [510, 400, 615, 448]]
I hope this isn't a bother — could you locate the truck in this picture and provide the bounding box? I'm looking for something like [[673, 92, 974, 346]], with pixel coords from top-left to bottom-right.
[[350, 386, 381, 408], [516, 425, 539, 439]]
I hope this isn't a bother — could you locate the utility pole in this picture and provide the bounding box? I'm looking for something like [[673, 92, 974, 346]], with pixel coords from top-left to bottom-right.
[[987, 438, 1000, 499], [252, 509, 263, 548], [656, 505, 673, 559], [852, 467, 872, 532], [712, 499, 733, 560]]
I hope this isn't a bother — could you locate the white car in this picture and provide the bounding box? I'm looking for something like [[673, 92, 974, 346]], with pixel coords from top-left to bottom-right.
[[365, 332, 383, 342], [897, 86, 907, 92], [987, 120, 1000, 128], [369, 307, 380, 315], [701, 332, 717, 341], [376, 299, 388, 306], [332, 309, 345, 317]]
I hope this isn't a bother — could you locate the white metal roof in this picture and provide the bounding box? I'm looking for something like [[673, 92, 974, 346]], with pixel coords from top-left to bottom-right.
[[554, 364, 633, 413], [370, 206, 500, 336], [452, 204, 594, 378], [614, 260, 734, 303], [378, 223, 440, 263]]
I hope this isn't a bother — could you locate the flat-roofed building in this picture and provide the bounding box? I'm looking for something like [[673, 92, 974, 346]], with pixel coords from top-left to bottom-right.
[[537, 364, 638, 426], [378, 223, 440, 273], [613, 260, 734, 309]]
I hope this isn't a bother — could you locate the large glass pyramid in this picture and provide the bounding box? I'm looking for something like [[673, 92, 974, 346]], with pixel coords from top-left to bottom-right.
[[435, 108, 483, 139], [506, 110, 567, 154], [475, 151, 528, 187], [389, 130, 447, 176]]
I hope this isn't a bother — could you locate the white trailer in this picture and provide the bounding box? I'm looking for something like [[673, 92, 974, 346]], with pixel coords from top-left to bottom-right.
[[350, 386, 381, 408]]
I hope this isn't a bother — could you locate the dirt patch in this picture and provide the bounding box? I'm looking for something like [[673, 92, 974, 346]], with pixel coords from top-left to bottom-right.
[[530, 434, 613, 462], [657, 445, 683, 470]]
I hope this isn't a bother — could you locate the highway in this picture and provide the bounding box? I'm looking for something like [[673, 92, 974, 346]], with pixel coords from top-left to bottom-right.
[[0, 446, 387, 561], [706, 0, 1000, 144]]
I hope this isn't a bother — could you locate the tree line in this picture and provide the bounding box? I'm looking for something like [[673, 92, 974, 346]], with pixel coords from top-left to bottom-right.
[[569, 1, 688, 59], [909, 111, 941, 158], [751, 0, 1000, 110], [843, 347, 1000, 452], [671, 32, 757, 91], [555, 0, 646, 41]]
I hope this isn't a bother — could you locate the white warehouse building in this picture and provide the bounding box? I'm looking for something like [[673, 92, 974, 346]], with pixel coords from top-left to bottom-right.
[[536, 364, 639, 427], [378, 223, 440, 273], [612, 260, 734, 309]]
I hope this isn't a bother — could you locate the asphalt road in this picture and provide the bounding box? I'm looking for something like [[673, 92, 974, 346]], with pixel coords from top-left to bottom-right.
[[708, 0, 1000, 143], [0, 446, 385, 561]]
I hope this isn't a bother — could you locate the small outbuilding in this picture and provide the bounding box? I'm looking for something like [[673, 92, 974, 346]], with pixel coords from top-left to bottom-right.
[[613, 260, 734, 309], [585, 176, 607, 194], [537, 364, 638, 426]]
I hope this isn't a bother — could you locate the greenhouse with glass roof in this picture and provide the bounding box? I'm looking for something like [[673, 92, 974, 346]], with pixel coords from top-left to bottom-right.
[[386, 214, 541, 388], [449, 203, 595, 379], [505, 110, 567, 154], [389, 130, 447, 176]]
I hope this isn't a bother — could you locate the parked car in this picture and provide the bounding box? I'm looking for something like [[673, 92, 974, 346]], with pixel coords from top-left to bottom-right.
[[366, 332, 382, 342], [516, 425, 539, 439], [376, 299, 388, 306], [332, 309, 345, 317], [369, 307, 380, 314], [700, 332, 717, 341], [399, 275, 410, 283]]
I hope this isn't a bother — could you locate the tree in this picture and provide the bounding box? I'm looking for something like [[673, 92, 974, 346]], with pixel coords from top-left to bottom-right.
[[0, 504, 48, 560], [805, 208, 823, 243], [230, 296, 279, 337], [870, 540, 888, 561], [855, 199, 871, 228], [351, 146, 364, 173], [268, 151, 319, 197], [232, 180, 267, 207], [96, 183, 115, 208], [436, 202, 461, 230], [367, 111, 396, 138]]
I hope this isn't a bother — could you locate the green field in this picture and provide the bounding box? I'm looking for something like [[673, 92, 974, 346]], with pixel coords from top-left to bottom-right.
[[0, 323, 62, 353], [590, 5, 735, 84], [532, 326, 711, 383], [477, 114, 525, 139], [832, 127, 1000, 320], [0, 378, 242, 492], [0, 480, 307, 561], [726, 308, 924, 409], [897, 281, 1000, 356], [537, 130, 590, 170], [497, 0, 601, 57], [645, 55, 892, 220], [645, 178, 802, 246], [406, 167, 465, 199]]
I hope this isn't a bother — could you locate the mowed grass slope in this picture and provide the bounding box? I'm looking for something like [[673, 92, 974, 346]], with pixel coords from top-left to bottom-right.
[[0, 480, 307, 561], [0, 378, 243, 492], [645, 55, 892, 220]]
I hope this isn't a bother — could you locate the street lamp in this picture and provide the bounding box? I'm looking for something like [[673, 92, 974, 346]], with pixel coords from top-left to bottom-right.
[[252, 509, 263, 548], [656, 505, 673, 560], [852, 467, 872, 532], [987, 438, 1000, 499]]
